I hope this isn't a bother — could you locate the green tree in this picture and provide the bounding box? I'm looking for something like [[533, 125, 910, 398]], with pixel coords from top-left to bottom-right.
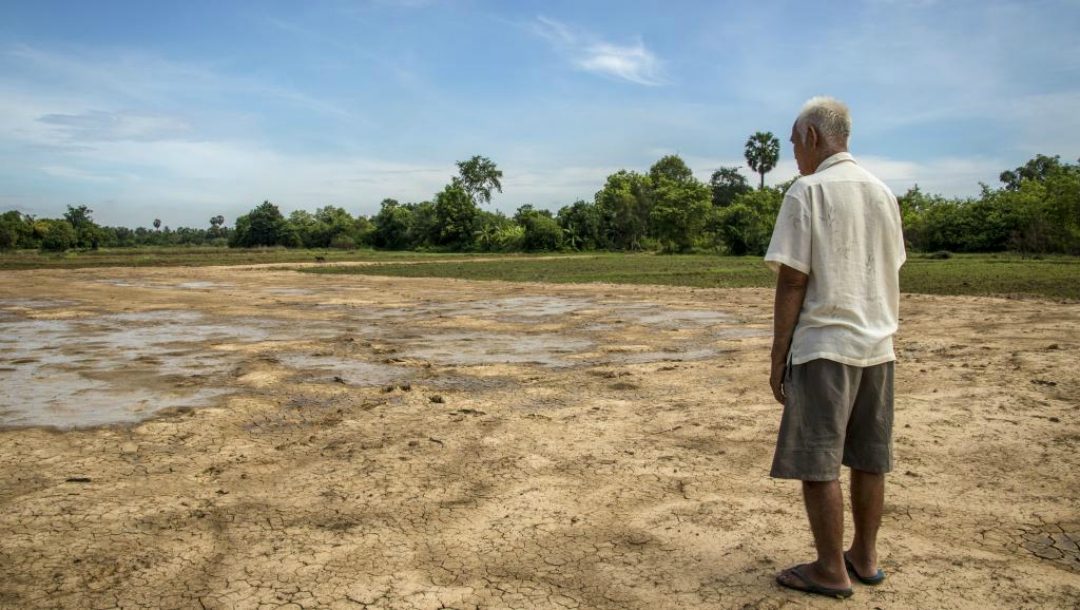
[[353, 215, 375, 247], [709, 167, 751, 207], [372, 199, 413, 250], [229, 201, 296, 247], [714, 188, 784, 255], [0, 211, 33, 250], [715, 204, 766, 255], [648, 154, 695, 184], [646, 155, 711, 252], [898, 185, 943, 250], [314, 205, 358, 247], [453, 155, 503, 206], [434, 184, 479, 249], [1043, 162, 1080, 253], [999, 154, 1063, 191], [745, 131, 780, 189], [63, 205, 93, 231], [288, 210, 320, 248], [514, 205, 562, 251], [556, 200, 603, 250], [35, 218, 77, 252], [406, 201, 438, 249], [63, 205, 103, 249], [595, 170, 653, 250]]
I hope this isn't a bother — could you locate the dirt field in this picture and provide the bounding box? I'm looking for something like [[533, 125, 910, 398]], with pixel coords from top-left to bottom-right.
[[1, 265, 1077, 609]]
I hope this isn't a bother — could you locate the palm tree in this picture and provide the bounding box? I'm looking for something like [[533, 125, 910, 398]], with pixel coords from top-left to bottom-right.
[[152, 218, 162, 231], [744, 131, 780, 189]]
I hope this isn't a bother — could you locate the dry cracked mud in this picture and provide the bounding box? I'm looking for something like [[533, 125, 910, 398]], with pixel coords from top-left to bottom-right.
[[1, 264, 1078, 609]]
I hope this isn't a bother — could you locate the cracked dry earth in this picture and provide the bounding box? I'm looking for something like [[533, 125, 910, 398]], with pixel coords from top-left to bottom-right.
[[0, 265, 1078, 610]]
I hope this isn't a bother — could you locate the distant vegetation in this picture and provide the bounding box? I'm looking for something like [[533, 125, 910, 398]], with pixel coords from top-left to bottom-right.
[[2, 139, 1078, 257], [306, 253, 1080, 301], [0, 247, 510, 271]]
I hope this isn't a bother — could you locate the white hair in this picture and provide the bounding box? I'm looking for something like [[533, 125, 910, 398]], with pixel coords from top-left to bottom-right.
[[795, 96, 851, 145]]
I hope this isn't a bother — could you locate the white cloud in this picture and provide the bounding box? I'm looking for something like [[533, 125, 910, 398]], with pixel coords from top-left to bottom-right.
[[51, 139, 455, 219], [577, 42, 662, 86], [496, 164, 621, 211], [38, 165, 120, 183], [858, 155, 1007, 197], [0, 81, 452, 224], [652, 150, 1006, 198], [533, 16, 664, 86], [37, 110, 192, 143], [754, 156, 1005, 197]]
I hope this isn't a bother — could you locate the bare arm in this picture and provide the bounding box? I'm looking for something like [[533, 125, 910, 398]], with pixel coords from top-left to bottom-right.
[[770, 264, 809, 404]]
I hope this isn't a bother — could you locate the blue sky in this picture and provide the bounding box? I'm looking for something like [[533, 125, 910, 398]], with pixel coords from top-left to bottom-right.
[[1, 0, 1078, 228]]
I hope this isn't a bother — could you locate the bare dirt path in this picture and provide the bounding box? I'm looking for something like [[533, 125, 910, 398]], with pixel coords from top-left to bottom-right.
[[1, 265, 1077, 609]]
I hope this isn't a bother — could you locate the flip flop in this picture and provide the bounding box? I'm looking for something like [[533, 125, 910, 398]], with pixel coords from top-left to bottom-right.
[[776, 564, 854, 599], [844, 554, 886, 585]]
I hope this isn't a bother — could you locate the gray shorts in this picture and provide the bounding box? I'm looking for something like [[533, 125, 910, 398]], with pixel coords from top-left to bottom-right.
[[770, 358, 894, 481]]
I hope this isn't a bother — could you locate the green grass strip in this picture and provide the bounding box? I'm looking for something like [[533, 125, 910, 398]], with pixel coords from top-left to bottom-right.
[[0, 247, 553, 271], [305, 252, 1080, 300]]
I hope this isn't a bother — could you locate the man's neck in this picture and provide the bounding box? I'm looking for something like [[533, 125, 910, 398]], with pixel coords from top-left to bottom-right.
[[813, 147, 849, 172]]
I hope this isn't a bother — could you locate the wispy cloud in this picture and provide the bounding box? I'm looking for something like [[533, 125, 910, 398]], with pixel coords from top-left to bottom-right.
[[4, 43, 358, 121], [533, 16, 664, 86], [38, 110, 192, 143], [13, 136, 456, 223]]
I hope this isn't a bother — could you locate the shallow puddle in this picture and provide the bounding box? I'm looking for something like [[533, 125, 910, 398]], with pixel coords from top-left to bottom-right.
[[0, 365, 228, 428], [93, 279, 150, 288], [0, 298, 75, 310], [604, 347, 723, 364], [309, 296, 596, 323], [267, 288, 317, 296], [0, 286, 760, 427], [0, 310, 308, 428], [620, 308, 735, 328], [710, 327, 770, 339], [398, 332, 594, 367], [176, 281, 232, 290]]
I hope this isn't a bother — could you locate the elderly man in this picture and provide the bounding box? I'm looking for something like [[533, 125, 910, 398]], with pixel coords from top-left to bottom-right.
[[765, 97, 906, 599]]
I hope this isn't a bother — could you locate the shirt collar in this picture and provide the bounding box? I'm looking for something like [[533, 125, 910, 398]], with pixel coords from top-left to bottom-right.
[[815, 151, 855, 173]]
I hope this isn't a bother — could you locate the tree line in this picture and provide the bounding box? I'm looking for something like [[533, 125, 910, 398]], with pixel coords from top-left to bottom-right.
[[899, 154, 1080, 255], [2, 137, 1077, 256]]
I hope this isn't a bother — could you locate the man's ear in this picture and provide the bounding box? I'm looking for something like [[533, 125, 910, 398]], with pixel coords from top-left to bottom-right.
[[806, 125, 819, 150]]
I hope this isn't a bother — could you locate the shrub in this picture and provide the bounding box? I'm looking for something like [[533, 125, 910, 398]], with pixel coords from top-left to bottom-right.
[[37, 220, 77, 252], [329, 234, 357, 250], [492, 225, 525, 252]]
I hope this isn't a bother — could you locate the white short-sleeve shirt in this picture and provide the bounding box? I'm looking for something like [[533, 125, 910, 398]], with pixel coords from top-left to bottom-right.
[[764, 152, 906, 367]]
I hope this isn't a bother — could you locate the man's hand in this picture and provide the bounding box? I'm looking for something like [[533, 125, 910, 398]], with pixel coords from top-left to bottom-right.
[[770, 358, 786, 405], [771, 264, 808, 407]]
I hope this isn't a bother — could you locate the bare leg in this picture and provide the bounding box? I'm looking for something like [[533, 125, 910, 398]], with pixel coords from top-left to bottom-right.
[[779, 479, 850, 589], [847, 469, 885, 577]]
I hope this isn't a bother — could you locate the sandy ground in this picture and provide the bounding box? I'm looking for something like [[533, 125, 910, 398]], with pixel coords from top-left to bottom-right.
[[0, 265, 1077, 610]]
